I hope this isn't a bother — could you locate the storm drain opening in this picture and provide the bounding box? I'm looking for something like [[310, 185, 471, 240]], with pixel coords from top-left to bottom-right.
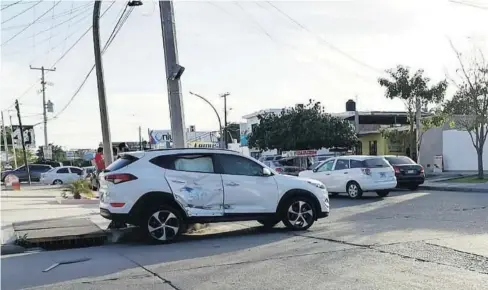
[[16, 236, 108, 251]]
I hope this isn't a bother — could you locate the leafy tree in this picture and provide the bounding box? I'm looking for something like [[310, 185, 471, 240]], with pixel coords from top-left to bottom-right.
[[378, 65, 448, 160], [36, 144, 66, 162], [248, 100, 358, 151], [9, 148, 36, 168], [444, 46, 488, 179]]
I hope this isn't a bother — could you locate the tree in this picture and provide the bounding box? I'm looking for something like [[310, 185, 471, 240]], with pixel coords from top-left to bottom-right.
[[36, 144, 66, 162], [9, 148, 36, 167], [378, 65, 448, 161], [444, 46, 488, 179], [248, 100, 358, 151]]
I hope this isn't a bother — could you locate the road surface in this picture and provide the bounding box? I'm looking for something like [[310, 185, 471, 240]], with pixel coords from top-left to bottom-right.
[[2, 189, 487, 290]]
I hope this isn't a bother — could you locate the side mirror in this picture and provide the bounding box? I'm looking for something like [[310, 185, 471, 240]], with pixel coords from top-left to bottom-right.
[[313, 168, 318, 173], [262, 168, 272, 176]]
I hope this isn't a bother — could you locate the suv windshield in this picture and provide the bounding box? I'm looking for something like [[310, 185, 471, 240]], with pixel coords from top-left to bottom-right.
[[385, 156, 416, 165], [364, 157, 390, 168]]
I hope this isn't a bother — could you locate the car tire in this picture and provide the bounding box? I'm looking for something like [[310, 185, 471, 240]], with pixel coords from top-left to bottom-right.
[[346, 181, 363, 199], [281, 196, 316, 231], [143, 205, 185, 243], [53, 179, 63, 185], [257, 218, 280, 228], [329, 192, 339, 197], [376, 190, 390, 197], [408, 184, 419, 191]]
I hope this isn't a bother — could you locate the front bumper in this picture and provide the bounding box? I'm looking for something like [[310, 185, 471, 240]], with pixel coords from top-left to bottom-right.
[[317, 211, 329, 219]]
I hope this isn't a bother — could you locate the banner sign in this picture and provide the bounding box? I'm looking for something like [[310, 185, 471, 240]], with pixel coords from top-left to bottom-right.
[[11, 125, 35, 148]]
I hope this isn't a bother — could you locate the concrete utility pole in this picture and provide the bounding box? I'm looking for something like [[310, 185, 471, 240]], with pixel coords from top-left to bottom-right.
[[1, 111, 9, 164], [138, 126, 142, 151], [159, 1, 187, 148], [30, 65, 55, 153], [221, 92, 230, 149], [415, 96, 422, 163], [15, 100, 31, 185], [8, 112, 18, 168], [93, 0, 113, 166]]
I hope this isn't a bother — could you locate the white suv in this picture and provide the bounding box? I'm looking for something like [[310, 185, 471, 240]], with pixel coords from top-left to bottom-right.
[[299, 155, 397, 199], [99, 149, 329, 242]]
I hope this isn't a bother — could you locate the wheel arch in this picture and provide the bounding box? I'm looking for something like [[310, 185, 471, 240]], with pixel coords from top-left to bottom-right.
[[129, 191, 187, 224], [277, 189, 321, 217]]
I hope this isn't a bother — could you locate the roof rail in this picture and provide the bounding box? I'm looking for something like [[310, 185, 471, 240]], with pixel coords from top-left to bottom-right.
[[144, 148, 237, 153]]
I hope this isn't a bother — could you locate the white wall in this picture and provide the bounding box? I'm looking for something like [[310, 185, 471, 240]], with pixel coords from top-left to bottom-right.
[[442, 129, 488, 171]]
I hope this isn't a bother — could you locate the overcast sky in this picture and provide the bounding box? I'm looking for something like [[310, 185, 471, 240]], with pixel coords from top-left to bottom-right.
[[1, 0, 487, 149]]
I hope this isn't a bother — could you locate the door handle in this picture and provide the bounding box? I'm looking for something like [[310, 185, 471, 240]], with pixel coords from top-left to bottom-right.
[[226, 182, 239, 187], [344, 172, 348, 174], [325, 173, 331, 176], [171, 180, 185, 184]]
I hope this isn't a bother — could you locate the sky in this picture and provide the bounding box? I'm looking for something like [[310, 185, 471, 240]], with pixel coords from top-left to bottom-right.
[[1, 0, 488, 149]]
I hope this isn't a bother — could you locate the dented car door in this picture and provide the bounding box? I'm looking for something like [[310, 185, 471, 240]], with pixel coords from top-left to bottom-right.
[[164, 154, 224, 217]]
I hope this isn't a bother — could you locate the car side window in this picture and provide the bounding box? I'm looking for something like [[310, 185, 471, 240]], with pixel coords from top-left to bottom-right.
[[216, 154, 264, 176], [16, 166, 26, 171], [334, 159, 350, 170], [173, 155, 214, 173], [350, 160, 364, 168], [316, 160, 334, 172], [57, 168, 69, 174], [70, 168, 83, 175]]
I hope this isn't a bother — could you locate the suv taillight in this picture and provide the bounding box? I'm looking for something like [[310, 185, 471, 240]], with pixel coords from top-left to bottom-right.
[[420, 166, 424, 174], [361, 168, 372, 175], [393, 166, 400, 174], [275, 167, 283, 173], [104, 173, 137, 184]]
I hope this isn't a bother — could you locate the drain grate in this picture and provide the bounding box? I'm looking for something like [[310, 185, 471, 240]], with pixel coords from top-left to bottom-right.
[[18, 236, 107, 251]]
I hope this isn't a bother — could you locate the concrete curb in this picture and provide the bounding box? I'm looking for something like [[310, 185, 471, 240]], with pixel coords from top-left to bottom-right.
[[0, 244, 26, 255], [420, 185, 488, 193]]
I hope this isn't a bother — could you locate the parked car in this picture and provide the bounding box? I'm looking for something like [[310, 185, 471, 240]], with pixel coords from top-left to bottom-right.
[[99, 148, 330, 243], [383, 155, 424, 190], [298, 155, 397, 199], [40, 166, 84, 185], [82, 166, 96, 179], [263, 161, 302, 176], [1, 164, 53, 182]]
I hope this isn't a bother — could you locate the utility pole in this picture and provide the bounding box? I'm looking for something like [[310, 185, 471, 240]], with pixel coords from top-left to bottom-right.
[[159, 1, 187, 148], [15, 100, 31, 185], [30, 65, 55, 154], [415, 96, 422, 163], [8, 113, 18, 168], [221, 92, 230, 149], [138, 126, 142, 151], [93, 0, 113, 166], [1, 111, 9, 164]]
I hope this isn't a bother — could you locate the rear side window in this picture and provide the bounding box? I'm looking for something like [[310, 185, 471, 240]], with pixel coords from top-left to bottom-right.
[[57, 168, 69, 174], [31, 165, 51, 171], [364, 158, 390, 168], [70, 168, 83, 174], [174, 156, 214, 173], [385, 156, 415, 165], [106, 155, 139, 172], [350, 160, 365, 168]]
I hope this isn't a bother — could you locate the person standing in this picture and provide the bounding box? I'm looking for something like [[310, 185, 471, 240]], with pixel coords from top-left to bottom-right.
[[94, 147, 105, 174]]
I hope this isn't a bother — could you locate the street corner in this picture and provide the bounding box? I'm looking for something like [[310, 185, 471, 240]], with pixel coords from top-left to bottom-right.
[[1, 244, 26, 255]]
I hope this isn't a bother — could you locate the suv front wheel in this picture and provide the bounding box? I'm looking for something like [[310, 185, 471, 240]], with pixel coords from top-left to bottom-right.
[[144, 205, 185, 243], [281, 196, 316, 231]]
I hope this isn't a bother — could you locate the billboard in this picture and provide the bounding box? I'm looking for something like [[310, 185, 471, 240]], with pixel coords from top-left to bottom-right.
[[11, 125, 36, 148]]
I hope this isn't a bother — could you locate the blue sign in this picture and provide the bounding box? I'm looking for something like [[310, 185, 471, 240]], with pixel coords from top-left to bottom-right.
[[240, 134, 248, 147]]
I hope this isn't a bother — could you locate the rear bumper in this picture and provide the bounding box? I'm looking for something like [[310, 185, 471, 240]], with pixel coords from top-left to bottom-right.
[[396, 175, 425, 185], [361, 180, 397, 191], [100, 208, 131, 223]]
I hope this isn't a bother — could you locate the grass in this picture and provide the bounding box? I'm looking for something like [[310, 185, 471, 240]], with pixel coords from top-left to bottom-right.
[[446, 176, 488, 183]]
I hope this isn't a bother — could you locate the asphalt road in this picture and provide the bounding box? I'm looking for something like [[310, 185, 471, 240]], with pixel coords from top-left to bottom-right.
[[2, 189, 488, 290]]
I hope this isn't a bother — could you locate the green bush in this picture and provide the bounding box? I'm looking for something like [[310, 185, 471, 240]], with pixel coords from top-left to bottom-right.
[[67, 179, 92, 199]]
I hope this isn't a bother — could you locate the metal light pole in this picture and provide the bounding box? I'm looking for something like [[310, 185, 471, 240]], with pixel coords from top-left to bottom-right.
[[221, 92, 230, 149], [8, 112, 17, 168], [189, 92, 224, 148], [159, 1, 187, 148]]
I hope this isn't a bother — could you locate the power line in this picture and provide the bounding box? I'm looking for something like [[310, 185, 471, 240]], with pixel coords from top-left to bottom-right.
[[1, 1, 61, 46], [449, 0, 488, 10], [265, 1, 384, 75], [1, 0, 43, 24], [4, 2, 116, 111], [1, 1, 23, 11], [46, 4, 134, 123], [2, 2, 92, 31]]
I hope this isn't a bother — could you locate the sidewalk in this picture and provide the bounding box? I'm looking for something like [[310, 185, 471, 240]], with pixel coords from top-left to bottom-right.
[[420, 180, 488, 193]]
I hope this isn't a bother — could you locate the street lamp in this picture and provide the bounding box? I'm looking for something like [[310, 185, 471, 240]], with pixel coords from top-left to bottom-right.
[[128, 1, 143, 7], [189, 91, 224, 148]]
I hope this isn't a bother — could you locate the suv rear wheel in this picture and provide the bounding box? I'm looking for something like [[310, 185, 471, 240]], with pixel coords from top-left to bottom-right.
[[281, 196, 316, 231], [144, 205, 185, 243], [346, 181, 363, 199]]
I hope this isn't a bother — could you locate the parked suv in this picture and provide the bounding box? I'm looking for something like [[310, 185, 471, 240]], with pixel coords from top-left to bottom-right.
[[99, 149, 329, 243], [1, 164, 53, 182], [299, 155, 397, 199]]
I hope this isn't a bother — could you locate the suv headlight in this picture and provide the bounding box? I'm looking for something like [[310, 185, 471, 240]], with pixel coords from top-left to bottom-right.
[[307, 180, 326, 189]]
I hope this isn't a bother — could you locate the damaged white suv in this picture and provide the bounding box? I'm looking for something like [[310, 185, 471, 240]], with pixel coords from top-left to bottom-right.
[[99, 148, 329, 242]]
